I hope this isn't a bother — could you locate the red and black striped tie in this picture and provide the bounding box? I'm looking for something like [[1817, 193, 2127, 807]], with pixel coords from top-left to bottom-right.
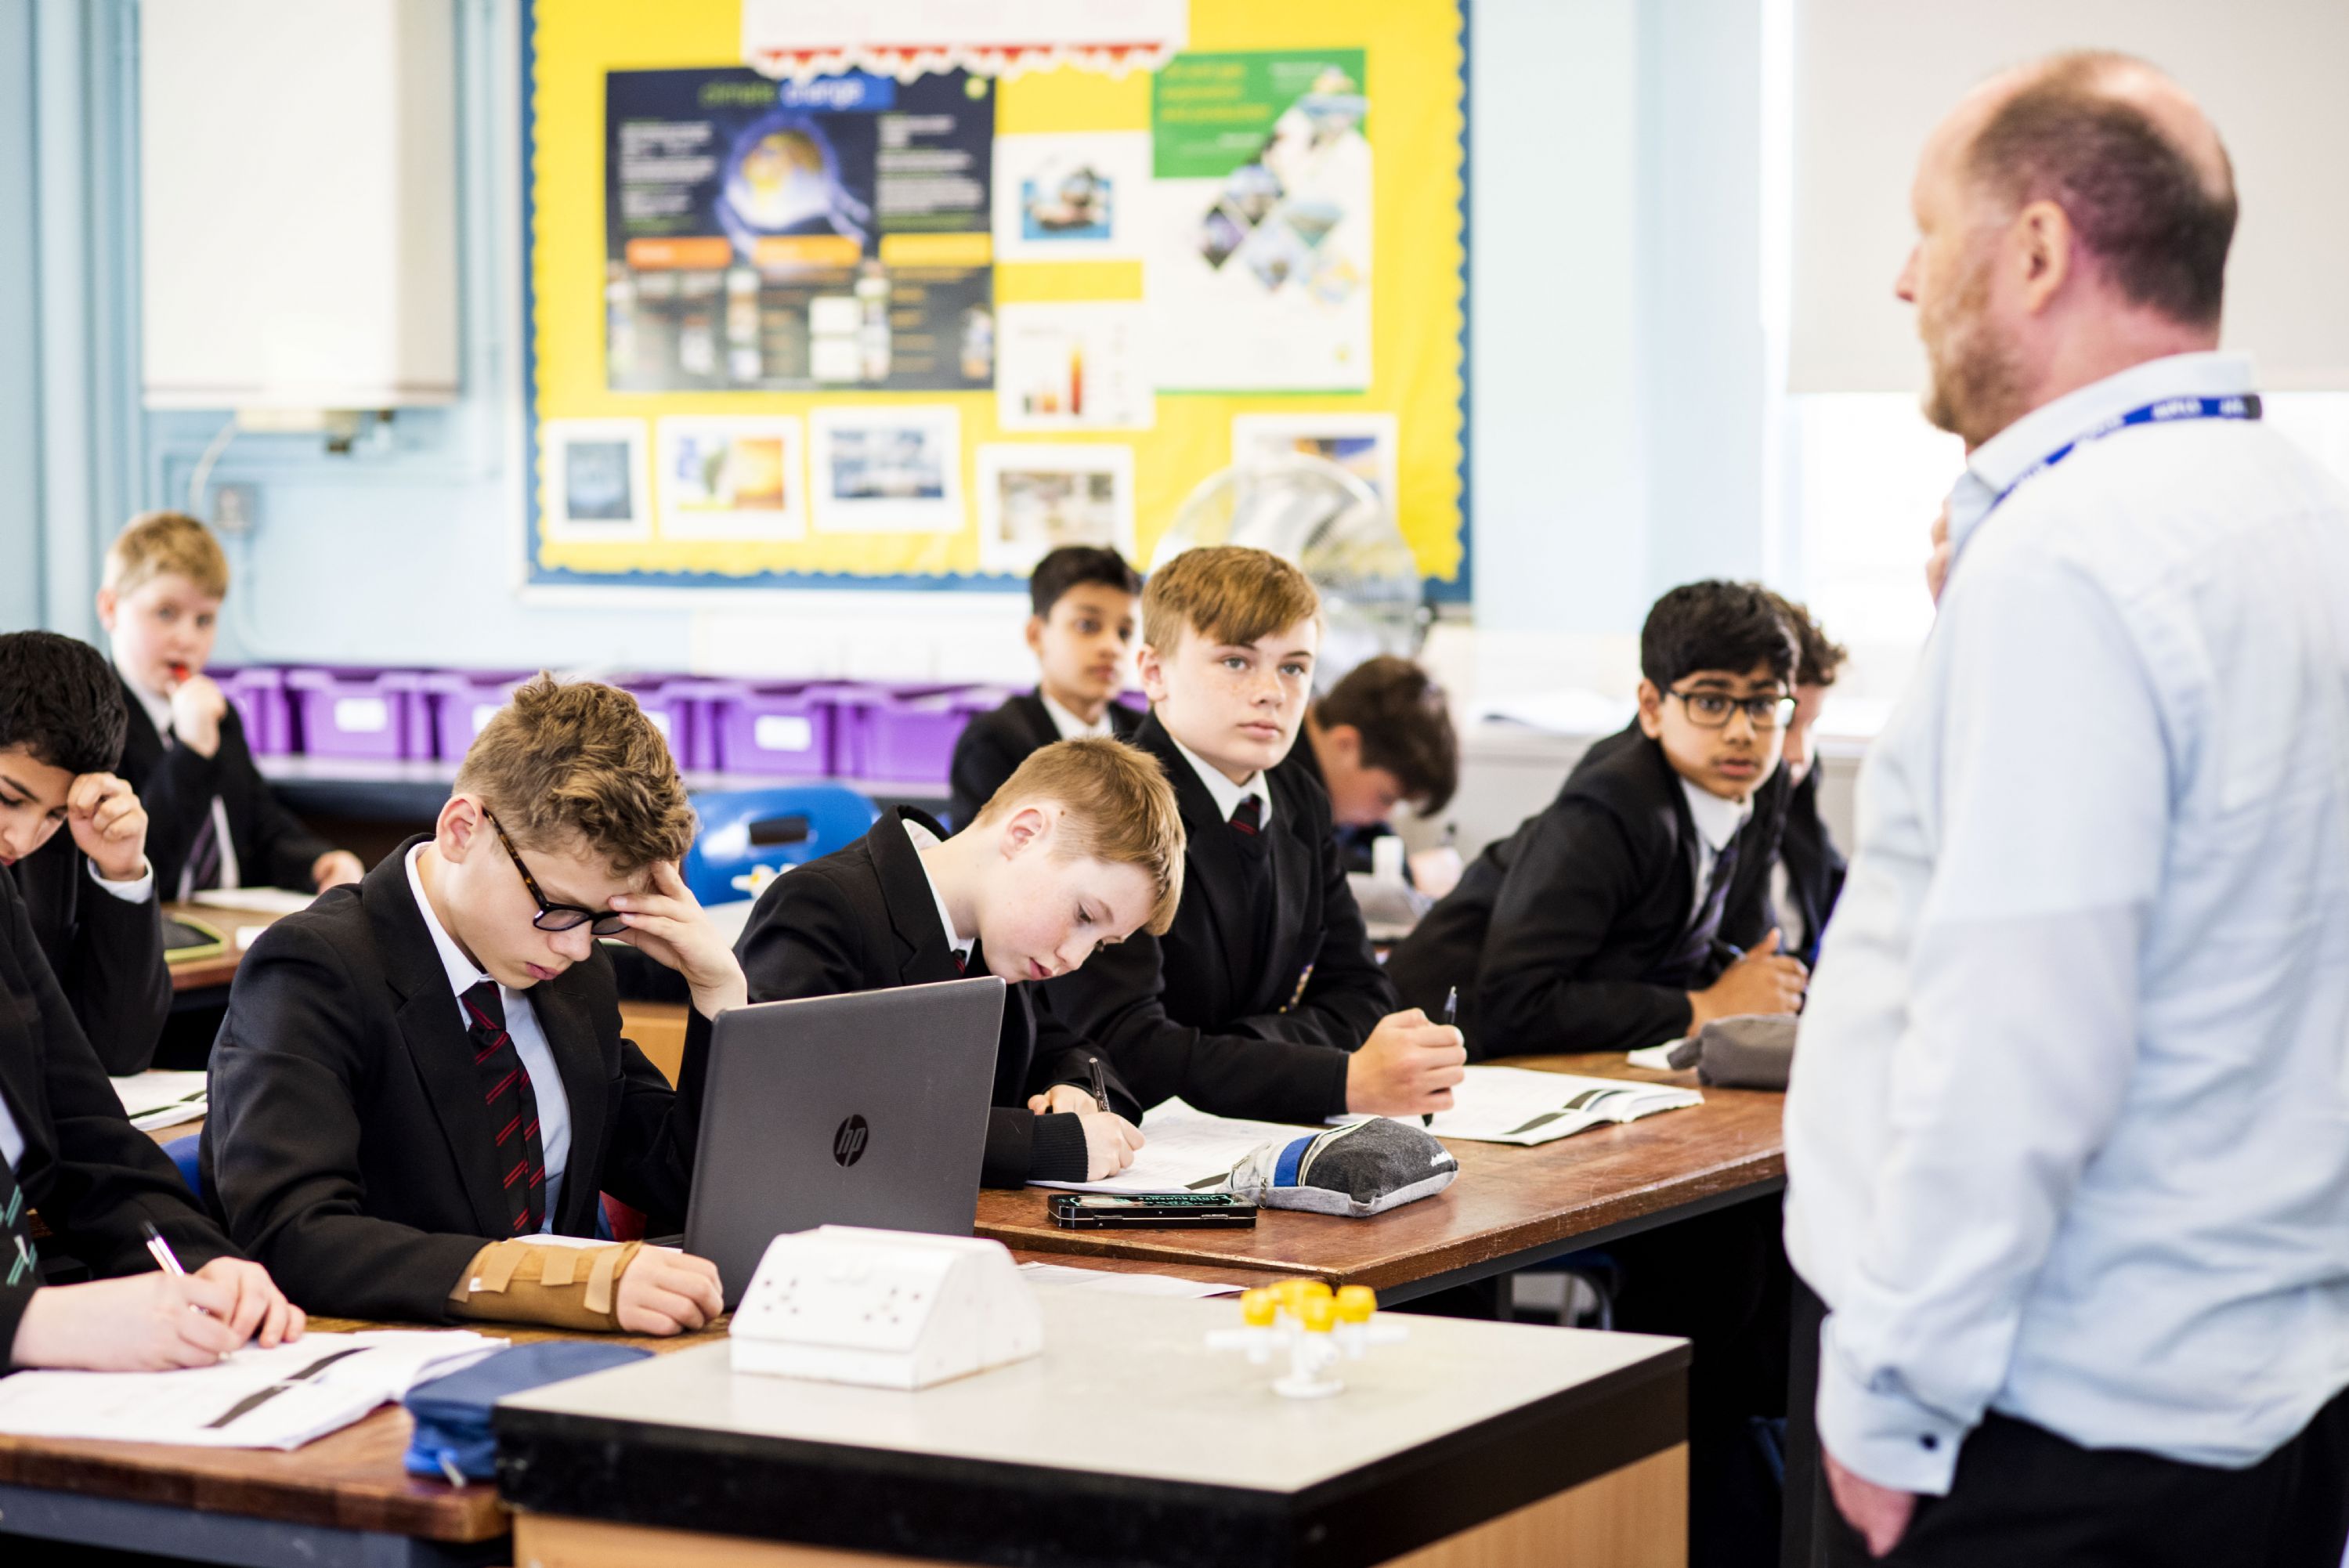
[[461, 981, 546, 1235], [1230, 795, 1263, 836]]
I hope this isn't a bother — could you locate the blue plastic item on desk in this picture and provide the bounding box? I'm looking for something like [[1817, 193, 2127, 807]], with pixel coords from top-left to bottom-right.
[[683, 783, 880, 906], [403, 1341, 652, 1483]]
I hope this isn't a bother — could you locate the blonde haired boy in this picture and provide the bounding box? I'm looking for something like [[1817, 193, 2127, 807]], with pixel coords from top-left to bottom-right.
[[99, 511, 363, 898], [737, 736, 1184, 1184], [204, 676, 745, 1334], [1047, 546, 1465, 1124]]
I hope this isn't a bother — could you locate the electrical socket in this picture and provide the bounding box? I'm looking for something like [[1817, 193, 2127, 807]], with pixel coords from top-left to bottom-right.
[[211, 482, 260, 537]]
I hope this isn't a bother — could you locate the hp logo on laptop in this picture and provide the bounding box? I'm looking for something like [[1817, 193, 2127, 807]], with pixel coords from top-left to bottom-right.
[[833, 1115, 870, 1168]]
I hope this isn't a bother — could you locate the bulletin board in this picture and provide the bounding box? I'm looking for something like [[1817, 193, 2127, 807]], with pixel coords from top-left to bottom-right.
[[522, 0, 1469, 597]]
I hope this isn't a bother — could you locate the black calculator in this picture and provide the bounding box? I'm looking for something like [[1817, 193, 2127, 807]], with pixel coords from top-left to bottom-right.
[[1046, 1192, 1259, 1229]]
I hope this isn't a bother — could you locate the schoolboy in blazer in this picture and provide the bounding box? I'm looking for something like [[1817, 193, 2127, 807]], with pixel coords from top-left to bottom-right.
[[948, 546, 1145, 829], [0, 632, 172, 1075], [204, 677, 743, 1335], [99, 511, 363, 900], [738, 738, 1184, 1186], [0, 858, 302, 1373], [1044, 547, 1463, 1125], [1388, 582, 1808, 1055]]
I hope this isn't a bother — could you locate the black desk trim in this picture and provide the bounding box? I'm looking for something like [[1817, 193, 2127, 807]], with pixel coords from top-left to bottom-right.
[[496, 1347, 1686, 1568]]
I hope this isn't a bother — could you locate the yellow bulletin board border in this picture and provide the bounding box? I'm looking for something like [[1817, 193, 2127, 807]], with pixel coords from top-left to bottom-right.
[[521, 0, 1470, 602]]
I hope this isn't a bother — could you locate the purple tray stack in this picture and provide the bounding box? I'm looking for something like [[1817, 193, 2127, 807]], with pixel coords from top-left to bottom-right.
[[617, 677, 730, 771], [699, 681, 844, 778], [417, 670, 538, 764], [840, 685, 1013, 782], [212, 667, 293, 756], [282, 668, 425, 761]]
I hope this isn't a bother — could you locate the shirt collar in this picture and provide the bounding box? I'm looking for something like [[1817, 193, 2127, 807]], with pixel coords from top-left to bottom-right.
[[404, 842, 497, 1002], [1946, 351, 2260, 563], [898, 814, 973, 961], [1038, 690, 1111, 742], [1679, 776, 1752, 854], [117, 652, 175, 737], [1168, 732, 1272, 829]]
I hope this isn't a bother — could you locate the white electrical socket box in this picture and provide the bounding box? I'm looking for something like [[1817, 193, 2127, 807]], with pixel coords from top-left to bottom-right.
[[729, 1227, 1044, 1391], [138, 0, 459, 411]]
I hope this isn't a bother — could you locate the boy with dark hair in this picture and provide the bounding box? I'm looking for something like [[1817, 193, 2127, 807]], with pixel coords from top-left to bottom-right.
[[1764, 591, 1848, 966], [204, 676, 741, 1334], [949, 545, 1145, 828], [738, 736, 1186, 1186], [100, 511, 364, 901], [0, 847, 303, 1372], [0, 631, 171, 1075], [1388, 580, 1809, 1053], [1046, 546, 1464, 1124], [1279, 654, 1458, 875]]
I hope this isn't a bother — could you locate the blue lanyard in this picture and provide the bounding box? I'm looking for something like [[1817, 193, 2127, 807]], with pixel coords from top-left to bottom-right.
[[1988, 392, 2262, 514]]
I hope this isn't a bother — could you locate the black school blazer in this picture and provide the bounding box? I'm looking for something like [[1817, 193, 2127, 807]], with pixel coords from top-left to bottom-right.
[[1776, 766, 1846, 967], [947, 691, 1144, 830], [116, 673, 332, 897], [1043, 713, 1397, 1125], [9, 830, 171, 1075], [0, 866, 236, 1359], [200, 840, 710, 1322], [1386, 724, 1787, 1056], [733, 807, 1126, 1186]]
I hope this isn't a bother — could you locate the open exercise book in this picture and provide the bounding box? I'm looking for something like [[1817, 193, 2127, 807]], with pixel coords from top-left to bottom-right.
[[1028, 1099, 1322, 1194], [0, 1331, 503, 1451], [110, 1069, 210, 1133], [1340, 1065, 1703, 1147]]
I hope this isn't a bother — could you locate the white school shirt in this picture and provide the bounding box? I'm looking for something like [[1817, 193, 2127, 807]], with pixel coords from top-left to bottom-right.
[[1784, 352, 2349, 1494], [124, 672, 241, 896], [1678, 776, 1751, 925], [1038, 692, 1113, 742], [899, 815, 974, 966], [1168, 733, 1273, 832], [403, 845, 570, 1228]]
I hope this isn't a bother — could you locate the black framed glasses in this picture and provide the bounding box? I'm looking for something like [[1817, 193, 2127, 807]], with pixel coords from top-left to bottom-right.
[[1666, 688, 1797, 731], [484, 810, 629, 936]]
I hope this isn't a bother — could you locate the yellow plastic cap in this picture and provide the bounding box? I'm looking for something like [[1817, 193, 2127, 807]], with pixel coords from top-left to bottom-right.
[[1335, 1284, 1376, 1324], [1241, 1288, 1277, 1327], [1301, 1294, 1336, 1333]]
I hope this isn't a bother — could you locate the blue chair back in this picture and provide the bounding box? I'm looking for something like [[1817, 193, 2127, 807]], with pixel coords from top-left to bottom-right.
[[162, 1133, 202, 1195], [684, 784, 880, 906]]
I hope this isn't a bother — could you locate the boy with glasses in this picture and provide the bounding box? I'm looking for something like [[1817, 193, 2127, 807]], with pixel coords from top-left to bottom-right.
[[1389, 580, 1808, 1054], [204, 676, 743, 1335]]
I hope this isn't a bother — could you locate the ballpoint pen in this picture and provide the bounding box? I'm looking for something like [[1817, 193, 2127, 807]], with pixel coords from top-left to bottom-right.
[[1427, 985, 1458, 1127]]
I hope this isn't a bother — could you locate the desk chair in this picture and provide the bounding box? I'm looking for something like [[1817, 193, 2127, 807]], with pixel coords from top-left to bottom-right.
[[162, 1133, 202, 1195], [682, 785, 880, 907]]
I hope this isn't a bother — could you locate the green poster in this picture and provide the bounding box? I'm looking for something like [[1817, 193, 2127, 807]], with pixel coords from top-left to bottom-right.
[[1152, 50, 1368, 179]]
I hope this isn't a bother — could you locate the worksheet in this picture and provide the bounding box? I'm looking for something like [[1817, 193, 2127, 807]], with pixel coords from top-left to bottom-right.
[[1341, 1067, 1703, 1147], [110, 1069, 210, 1132], [1028, 1099, 1320, 1194]]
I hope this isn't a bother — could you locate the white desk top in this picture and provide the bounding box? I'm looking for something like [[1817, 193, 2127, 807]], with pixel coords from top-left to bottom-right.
[[501, 1290, 1682, 1494]]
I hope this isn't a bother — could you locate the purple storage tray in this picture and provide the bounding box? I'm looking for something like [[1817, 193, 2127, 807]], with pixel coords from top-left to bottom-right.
[[842, 685, 1014, 782], [417, 671, 538, 763], [212, 667, 291, 756], [617, 677, 728, 771], [702, 681, 841, 778], [281, 668, 422, 761]]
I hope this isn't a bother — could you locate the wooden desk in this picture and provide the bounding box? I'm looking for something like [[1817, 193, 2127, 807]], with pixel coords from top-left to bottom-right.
[[0, 1257, 1290, 1568], [981, 1054, 1785, 1304], [164, 898, 297, 995]]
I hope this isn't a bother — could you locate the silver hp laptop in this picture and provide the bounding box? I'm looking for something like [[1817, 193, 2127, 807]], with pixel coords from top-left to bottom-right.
[[685, 977, 1006, 1306]]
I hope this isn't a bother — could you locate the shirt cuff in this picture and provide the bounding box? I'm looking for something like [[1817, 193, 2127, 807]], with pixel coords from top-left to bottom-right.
[[1813, 1313, 1970, 1497], [85, 855, 157, 904]]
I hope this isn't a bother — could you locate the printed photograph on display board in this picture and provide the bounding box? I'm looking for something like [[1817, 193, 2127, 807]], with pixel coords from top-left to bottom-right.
[[604, 68, 996, 393], [1230, 412, 1400, 503], [975, 443, 1137, 575], [655, 415, 807, 540], [543, 418, 652, 542], [996, 302, 1154, 432], [809, 405, 966, 533], [988, 132, 1151, 262], [1149, 51, 1372, 391]]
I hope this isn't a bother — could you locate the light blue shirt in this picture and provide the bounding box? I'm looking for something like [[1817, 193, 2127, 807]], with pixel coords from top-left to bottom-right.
[[1785, 352, 2349, 1494], [403, 845, 570, 1230]]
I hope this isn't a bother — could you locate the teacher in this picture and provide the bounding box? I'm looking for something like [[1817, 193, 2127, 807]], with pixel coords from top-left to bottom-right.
[[1783, 49, 2349, 1567]]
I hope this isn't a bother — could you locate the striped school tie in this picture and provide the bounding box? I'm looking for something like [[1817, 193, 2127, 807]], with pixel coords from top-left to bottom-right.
[[0, 1157, 38, 1290], [460, 981, 547, 1235]]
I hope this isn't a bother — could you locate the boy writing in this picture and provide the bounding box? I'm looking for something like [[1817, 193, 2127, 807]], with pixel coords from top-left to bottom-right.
[[1387, 580, 1808, 1053], [204, 676, 740, 1334], [1045, 546, 1464, 1124], [99, 511, 364, 900], [737, 736, 1184, 1185], [948, 545, 1144, 829], [0, 632, 172, 1073]]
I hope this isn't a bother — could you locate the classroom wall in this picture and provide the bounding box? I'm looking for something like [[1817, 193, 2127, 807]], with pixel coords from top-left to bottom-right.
[[0, 0, 1774, 700]]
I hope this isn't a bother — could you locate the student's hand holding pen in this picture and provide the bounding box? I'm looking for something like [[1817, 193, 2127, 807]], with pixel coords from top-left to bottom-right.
[[1344, 1007, 1467, 1117], [9, 1259, 302, 1371]]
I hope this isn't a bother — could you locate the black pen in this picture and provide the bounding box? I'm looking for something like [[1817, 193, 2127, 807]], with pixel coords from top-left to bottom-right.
[[1086, 1054, 1110, 1115], [142, 1219, 188, 1279], [1427, 985, 1459, 1127]]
